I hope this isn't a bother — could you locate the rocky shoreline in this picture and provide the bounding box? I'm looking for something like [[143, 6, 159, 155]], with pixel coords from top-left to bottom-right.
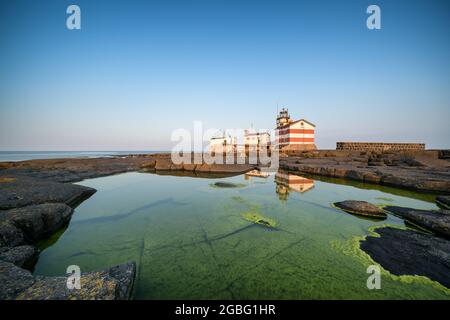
[[280, 149, 450, 194], [0, 153, 256, 183], [360, 227, 450, 288], [1, 151, 449, 298], [333, 200, 450, 288], [0, 260, 136, 300], [0, 154, 255, 300]]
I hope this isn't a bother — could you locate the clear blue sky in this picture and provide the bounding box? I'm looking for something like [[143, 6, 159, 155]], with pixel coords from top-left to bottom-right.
[[0, 0, 449, 150]]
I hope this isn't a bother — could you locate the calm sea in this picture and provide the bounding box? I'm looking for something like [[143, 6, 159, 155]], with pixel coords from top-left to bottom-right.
[[0, 151, 168, 162]]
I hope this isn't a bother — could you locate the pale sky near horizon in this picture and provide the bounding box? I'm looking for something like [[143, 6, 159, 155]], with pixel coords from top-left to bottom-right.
[[1, 0, 449, 151]]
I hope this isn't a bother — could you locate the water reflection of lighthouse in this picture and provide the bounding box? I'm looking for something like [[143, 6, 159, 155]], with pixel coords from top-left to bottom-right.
[[275, 170, 315, 201]]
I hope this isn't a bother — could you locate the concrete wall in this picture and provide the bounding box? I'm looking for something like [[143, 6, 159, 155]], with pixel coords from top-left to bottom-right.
[[336, 142, 425, 151]]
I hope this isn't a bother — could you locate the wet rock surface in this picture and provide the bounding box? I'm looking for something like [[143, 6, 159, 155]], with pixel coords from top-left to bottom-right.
[[360, 227, 450, 288], [0, 260, 136, 300], [0, 246, 38, 269], [334, 200, 387, 218], [383, 206, 450, 238], [0, 175, 96, 210], [436, 195, 450, 209]]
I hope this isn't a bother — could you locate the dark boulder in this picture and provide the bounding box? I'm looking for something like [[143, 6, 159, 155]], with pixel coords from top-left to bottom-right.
[[384, 206, 450, 238], [360, 227, 450, 288], [0, 260, 36, 300], [0, 222, 25, 247], [2, 203, 73, 242], [0, 245, 39, 269], [334, 200, 387, 219]]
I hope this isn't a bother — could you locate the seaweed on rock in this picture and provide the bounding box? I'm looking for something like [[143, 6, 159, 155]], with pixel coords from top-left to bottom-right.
[[330, 224, 450, 293]]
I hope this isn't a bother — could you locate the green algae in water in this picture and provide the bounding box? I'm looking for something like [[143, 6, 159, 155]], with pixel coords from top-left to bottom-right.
[[32, 172, 450, 299], [242, 211, 277, 228]]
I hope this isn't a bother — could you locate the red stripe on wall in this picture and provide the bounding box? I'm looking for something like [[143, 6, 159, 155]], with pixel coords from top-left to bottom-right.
[[278, 129, 315, 135], [278, 137, 315, 143]]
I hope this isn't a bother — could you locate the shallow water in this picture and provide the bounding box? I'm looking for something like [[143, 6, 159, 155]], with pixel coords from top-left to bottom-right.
[[33, 171, 450, 299]]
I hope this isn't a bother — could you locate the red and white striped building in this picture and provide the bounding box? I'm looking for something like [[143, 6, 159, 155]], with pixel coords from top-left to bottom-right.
[[276, 108, 317, 151]]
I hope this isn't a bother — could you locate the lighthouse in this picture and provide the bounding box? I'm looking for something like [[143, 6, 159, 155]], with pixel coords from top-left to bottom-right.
[[276, 108, 317, 151]]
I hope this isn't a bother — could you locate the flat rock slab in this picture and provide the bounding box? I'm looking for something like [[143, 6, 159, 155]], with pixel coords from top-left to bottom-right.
[[0, 156, 159, 183], [0, 175, 96, 210], [153, 160, 255, 174], [360, 227, 450, 288], [384, 206, 450, 238], [334, 200, 387, 219], [436, 196, 450, 209], [0, 203, 74, 246], [0, 260, 136, 300]]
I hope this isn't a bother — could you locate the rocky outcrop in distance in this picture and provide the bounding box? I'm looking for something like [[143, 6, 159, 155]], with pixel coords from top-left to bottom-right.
[[280, 150, 450, 194], [0, 153, 256, 184]]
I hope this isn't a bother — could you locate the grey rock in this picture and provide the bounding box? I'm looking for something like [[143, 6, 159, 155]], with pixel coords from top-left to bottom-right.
[[0, 260, 36, 300], [334, 200, 387, 219], [436, 195, 450, 210], [0, 245, 38, 268], [360, 227, 450, 288], [0, 175, 96, 210], [16, 261, 136, 300], [384, 206, 450, 238], [0, 221, 25, 247], [2, 203, 73, 242], [108, 261, 137, 300]]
